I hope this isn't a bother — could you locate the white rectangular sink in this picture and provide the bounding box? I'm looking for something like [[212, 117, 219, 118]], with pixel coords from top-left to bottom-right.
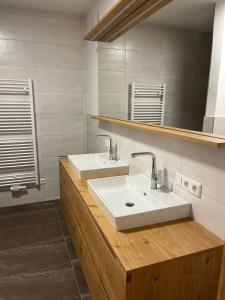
[[68, 153, 129, 180], [88, 174, 191, 230]]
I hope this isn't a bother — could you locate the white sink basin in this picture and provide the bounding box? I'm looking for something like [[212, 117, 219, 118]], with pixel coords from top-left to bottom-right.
[[88, 174, 191, 230], [68, 153, 129, 180]]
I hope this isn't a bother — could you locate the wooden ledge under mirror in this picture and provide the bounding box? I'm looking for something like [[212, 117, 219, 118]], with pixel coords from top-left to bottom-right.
[[92, 116, 225, 148], [85, 0, 172, 42]]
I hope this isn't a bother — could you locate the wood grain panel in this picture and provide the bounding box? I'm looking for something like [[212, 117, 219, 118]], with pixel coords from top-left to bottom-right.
[[218, 247, 225, 300], [129, 248, 223, 300], [84, 0, 172, 42], [60, 189, 108, 300], [92, 115, 225, 148], [60, 165, 126, 300], [102, 0, 173, 42]]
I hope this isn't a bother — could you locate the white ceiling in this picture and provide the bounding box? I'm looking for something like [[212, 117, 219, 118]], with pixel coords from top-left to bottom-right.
[[146, 0, 216, 32], [0, 0, 95, 16]]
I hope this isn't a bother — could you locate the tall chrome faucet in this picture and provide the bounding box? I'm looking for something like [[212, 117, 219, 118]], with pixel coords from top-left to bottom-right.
[[131, 152, 158, 190], [96, 135, 118, 161]]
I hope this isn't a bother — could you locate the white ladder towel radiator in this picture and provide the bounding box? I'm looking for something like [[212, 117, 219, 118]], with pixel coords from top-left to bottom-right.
[[0, 79, 40, 191], [128, 83, 166, 125]]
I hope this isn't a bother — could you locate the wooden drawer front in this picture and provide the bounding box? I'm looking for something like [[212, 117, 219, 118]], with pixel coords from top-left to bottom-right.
[[60, 169, 126, 300], [60, 193, 108, 300]]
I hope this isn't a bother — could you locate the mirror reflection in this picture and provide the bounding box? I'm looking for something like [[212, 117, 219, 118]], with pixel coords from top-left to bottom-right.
[[98, 0, 218, 134]]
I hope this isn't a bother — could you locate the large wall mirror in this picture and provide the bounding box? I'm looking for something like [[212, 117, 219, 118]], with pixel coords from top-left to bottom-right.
[[97, 0, 221, 136]]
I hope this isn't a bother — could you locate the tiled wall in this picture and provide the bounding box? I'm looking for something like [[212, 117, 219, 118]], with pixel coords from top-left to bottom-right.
[[87, 115, 225, 240], [0, 11, 86, 206], [98, 24, 212, 131]]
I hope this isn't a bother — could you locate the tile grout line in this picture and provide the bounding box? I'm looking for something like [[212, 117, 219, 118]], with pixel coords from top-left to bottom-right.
[[54, 203, 83, 299]]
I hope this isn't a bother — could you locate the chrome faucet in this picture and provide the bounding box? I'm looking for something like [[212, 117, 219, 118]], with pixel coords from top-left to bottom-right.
[[131, 152, 158, 190], [96, 135, 118, 161]]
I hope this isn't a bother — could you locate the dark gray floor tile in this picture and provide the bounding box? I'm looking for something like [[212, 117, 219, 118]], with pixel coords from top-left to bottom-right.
[[0, 201, 55, 216], [61, 221, 71, 238], [81, 295, 92, 300], [0, 222, 63, 251], [0, 266, 79, 300], [56, 207, 65, 223], [72, 261, 90, 296], [0, 240, 70, 277], [0, 208, 58, 230], [54, 199, 60, 207], [65, 237, 78, 261]]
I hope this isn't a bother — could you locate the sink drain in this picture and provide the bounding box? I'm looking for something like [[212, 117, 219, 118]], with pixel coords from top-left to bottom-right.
[[125, 202, 135, 207]]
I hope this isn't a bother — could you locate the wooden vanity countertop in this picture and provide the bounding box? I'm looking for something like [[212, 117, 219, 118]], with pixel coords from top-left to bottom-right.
[[60, 157, 224, 273]]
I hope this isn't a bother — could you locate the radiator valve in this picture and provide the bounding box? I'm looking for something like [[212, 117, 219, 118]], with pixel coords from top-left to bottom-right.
[[10, 184, 27, 192]]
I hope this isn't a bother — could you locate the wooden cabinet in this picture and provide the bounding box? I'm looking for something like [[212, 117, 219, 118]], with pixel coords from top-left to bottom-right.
[[60, 158, 224, 300]]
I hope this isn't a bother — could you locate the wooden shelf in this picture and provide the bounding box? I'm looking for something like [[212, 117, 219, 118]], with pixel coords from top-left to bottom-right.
[[84, 0, 172, 42], [92, 115, 225, 148]]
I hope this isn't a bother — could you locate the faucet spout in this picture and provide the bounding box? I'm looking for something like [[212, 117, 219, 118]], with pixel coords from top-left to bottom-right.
[[96, 134, 118, 161], [131, 152, 158, 189]]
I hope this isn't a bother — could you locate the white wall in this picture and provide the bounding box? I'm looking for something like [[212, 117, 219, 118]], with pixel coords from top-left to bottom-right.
[[0, 10, 86, 206]]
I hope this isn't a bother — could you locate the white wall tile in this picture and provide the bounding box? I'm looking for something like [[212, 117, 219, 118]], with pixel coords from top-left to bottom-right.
[[39, 92, 83, 114], [126, 50, 161, 74], [99, 71, 125, 93], [0, 13, 34, 41], [36, 43, 82, 69], [126, 26, 162, 52], [41, 135, 85, 157], [44, 176, 60, 201], [40, 114, 86, 136], [98, 48, 125, 72], [179, 189, 225, 240], [181, 141, 225, 205], [0, 39, 36, 67], [35, 17, 82, 45], [38, 68, 83, 92], [0, 65, 38, 90]]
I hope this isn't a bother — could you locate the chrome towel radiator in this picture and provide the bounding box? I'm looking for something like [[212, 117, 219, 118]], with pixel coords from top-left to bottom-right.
[[128, 83, 166, 125], [0, 79, 40, 191]]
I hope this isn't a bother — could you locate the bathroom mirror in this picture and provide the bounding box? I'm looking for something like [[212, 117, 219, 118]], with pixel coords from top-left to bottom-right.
[[97, 0, 222, 135]]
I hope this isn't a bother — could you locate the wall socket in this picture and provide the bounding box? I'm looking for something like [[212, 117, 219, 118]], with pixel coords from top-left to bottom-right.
[[175, 173, 202, 198], [104, 139, 110, 149]]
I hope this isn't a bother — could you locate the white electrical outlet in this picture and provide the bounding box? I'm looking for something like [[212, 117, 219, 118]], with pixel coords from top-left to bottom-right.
[[175, 173, 182, 186], [179, 174, 202, 198], [104, 139, 110, 148]]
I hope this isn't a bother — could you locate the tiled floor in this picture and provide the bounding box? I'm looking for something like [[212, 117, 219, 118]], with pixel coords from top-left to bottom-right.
[[0, 200, 92, 300]]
